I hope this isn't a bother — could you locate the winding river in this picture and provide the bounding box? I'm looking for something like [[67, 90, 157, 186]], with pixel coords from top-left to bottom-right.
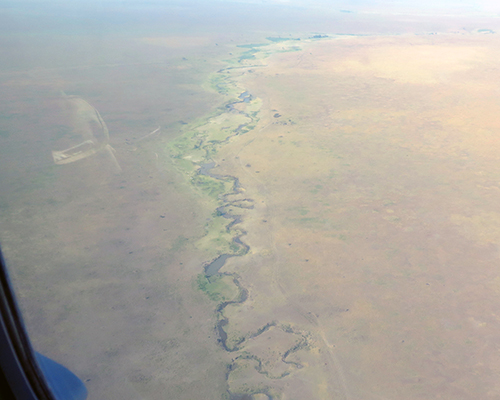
[[169, 40, 314, 400]]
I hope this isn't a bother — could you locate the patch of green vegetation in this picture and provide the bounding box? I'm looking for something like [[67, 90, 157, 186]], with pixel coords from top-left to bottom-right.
[[169, 134, 196, 156], [175, 155, 199, 171], [229, 242, 240, 253], [191, 174, 227, 198], [206, 73, 233, 95], [169, 99, 257, 183], [196, 273, 239, 302], [245, 98, 263, 114], [199, 113, 251, 142], [238, 49, 259, 61], [226, 333, 246, 351], [213, 209, 224, 217], [167, 36, 307, 285], [197, 215, 243, 256]]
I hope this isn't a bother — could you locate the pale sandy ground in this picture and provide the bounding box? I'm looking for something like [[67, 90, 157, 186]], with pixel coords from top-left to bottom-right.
[[211, 34, 500, 399]]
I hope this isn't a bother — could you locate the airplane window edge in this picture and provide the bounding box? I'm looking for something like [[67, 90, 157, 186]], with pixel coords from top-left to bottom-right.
[[0, 246, 87, 400]]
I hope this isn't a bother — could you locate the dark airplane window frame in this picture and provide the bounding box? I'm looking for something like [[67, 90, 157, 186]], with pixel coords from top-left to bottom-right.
[[0, 247, 87, 400]]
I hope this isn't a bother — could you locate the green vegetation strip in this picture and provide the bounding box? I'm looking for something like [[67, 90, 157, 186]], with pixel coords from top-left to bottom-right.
[[165, 35, 330, 398]]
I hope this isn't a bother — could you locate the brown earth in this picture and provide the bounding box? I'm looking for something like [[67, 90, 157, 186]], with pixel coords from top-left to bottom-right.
[[211, 34, 500, 399]]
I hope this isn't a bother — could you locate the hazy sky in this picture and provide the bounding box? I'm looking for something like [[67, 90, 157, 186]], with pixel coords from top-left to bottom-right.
[[225, 0, 500, 14], [2, 0, 500, 14], [1, 0, 500, 19], [1, 0, 499, 38]]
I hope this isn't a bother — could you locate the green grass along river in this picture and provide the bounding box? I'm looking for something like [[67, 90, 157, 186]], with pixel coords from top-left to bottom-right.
[[166, 35, 327, 400]]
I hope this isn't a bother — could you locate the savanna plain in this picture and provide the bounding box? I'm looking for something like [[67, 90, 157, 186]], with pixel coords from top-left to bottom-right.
[[2, 7, 500, 400], [214, 33, 500, 399]]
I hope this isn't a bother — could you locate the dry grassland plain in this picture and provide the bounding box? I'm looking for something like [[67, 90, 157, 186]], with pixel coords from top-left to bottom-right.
[[203, 34, 500, 399], [3, 10, 500, 400], [0, 35, 236, 400]]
